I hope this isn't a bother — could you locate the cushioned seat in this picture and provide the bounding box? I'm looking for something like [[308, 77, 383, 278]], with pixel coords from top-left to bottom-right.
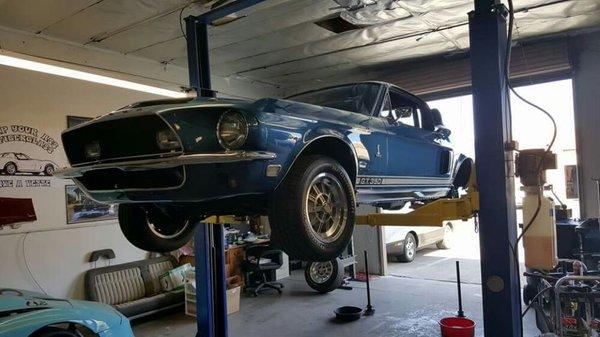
[[85, 256, 184, 319]]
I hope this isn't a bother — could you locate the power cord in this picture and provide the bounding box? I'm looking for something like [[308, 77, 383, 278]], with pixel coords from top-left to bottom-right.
[[22, 232, 48, 295]]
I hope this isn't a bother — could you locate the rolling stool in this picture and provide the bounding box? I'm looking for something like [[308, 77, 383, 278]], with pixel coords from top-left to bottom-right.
[[243, 245, 284, 296]]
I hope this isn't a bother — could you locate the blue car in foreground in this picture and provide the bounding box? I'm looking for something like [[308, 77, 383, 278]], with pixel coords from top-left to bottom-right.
[[0, 288, 133, 337], [57, 81, 471, 261]]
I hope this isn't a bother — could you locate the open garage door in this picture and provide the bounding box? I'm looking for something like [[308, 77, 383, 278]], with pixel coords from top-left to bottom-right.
[[385, 39, 572, 98]]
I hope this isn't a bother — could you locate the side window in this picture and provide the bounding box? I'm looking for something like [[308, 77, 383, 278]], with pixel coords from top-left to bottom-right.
[[379, 90, 419, 127]]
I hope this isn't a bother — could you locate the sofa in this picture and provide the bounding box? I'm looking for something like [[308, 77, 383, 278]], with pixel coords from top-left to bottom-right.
[[84, 255, 184, 319]]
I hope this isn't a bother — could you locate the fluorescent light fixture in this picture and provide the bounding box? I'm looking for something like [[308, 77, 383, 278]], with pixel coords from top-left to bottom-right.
[[0, 54, 187, 98]]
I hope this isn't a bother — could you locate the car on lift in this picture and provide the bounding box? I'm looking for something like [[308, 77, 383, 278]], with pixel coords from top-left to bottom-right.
[[0, 288, 134, 337], [0, 152, 56, 176], [56, 81, 472, 261], [385, 222, 454, 263]]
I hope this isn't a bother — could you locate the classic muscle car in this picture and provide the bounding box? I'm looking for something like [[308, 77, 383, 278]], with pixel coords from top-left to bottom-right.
[[0, 288, 134, 337], [0, 152, 56, 176], [56, 82, 472, 261]]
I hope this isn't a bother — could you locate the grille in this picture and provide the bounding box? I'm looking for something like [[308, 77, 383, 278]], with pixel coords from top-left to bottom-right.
[[62, 114, 181, 166], [76, 167, 185, 191]]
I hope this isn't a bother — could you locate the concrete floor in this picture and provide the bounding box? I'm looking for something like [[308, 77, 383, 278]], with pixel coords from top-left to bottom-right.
[[132, 271, 539, 337], [133, 221, 539, 337]]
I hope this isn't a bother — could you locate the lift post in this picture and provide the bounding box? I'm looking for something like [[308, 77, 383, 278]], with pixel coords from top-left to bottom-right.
[[469, 1, 523, 336], [185, 2, 265, 337]]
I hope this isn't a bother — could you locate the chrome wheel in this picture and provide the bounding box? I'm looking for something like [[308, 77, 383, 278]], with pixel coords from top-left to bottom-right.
[[405, 235, 416, 259], [5, 163, 16, 175], [309, 261, 334, 284], [146, 209, 190, 239], [305, 172, 348, 243]]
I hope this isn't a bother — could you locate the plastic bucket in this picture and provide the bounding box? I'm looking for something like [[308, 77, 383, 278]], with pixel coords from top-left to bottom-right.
[[439, 317, 476, 337]]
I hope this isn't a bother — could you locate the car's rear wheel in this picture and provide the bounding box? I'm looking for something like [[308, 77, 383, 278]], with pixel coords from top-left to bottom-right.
[[436, 223, 454, 249], [269, 155, 355, 262], [4, 162, 16, 175], [305, 257, 345, 293], [44, 164, 55, 176], [118, 203, 196, 252], [396, 232, 417, 262]]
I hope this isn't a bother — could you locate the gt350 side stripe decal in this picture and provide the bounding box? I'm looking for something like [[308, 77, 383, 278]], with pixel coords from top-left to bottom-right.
[[356, 176, 451, 186]]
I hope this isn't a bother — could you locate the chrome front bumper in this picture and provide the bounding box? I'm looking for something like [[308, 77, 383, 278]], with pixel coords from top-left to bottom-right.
[[55, 151, 276, 178]]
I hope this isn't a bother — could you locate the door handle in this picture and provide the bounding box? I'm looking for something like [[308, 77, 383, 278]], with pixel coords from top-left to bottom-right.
[[376, 144, 383, 158]]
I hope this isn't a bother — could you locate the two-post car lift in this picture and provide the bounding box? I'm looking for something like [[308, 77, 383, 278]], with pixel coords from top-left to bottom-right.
[[186, 1, 521, 336]]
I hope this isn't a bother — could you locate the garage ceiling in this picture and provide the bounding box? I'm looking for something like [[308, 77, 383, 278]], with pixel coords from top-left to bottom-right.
[[0, 0, 599, 93]]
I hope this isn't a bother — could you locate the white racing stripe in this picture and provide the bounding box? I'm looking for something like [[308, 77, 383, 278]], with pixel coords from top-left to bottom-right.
[[356, 175, 451, 186]]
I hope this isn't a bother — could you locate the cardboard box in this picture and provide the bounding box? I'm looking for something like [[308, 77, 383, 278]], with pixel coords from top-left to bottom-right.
[[226, 286, 241, 315], [160, 263, 192, 291]]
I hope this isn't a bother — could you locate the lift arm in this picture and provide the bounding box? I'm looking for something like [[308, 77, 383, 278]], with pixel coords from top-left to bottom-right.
[[355, 166, 479, 227]]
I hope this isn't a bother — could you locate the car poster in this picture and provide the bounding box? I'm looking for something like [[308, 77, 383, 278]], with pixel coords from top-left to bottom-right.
[[65, 185, 118, 224]]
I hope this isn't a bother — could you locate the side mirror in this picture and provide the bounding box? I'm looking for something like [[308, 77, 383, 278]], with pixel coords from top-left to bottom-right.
[[431, 108, 443, 127]]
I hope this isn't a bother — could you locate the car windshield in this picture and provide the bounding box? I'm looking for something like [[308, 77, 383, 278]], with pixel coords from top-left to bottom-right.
[[287, 83, 381, 116]]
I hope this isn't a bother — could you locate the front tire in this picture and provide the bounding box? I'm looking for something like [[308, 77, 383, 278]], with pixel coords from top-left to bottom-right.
[[397, 232, 417, 262], [4, 162, 16, 175], [269, 155, 355, 262], [118, 204, 196, 252], [305, 257, 345, 293]]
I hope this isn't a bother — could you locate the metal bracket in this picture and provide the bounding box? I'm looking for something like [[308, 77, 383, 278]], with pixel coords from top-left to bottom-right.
[[356, 165, 479, 228]]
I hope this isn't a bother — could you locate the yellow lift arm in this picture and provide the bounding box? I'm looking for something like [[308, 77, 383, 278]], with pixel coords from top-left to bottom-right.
[[355, 166, 479, 227]]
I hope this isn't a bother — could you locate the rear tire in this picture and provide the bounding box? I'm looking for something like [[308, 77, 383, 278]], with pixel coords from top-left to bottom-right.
[[44, 164, 55, 176], [305, 258, 345, 293], [118, 204, 196, 252], [269, 155, 355, 262], [397, 233, 417, 262]]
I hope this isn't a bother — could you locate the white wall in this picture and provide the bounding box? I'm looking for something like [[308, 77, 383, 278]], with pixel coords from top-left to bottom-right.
[[0, 65, 160, 299]]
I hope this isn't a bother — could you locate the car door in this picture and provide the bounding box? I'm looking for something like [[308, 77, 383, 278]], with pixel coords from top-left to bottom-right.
[[15, 153, 34, 171], [380, 88, 453, 189]]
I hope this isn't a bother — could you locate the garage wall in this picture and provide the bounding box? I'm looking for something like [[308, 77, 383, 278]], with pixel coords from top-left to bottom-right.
[[572, 31, 600, 218], [0, 61, 274, 299]]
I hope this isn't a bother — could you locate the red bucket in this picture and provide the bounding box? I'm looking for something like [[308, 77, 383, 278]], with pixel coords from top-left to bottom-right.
[[439, 317, 476, 337]]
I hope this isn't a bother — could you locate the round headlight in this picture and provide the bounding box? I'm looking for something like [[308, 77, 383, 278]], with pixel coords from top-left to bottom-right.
[[217, 110, 248, 150]]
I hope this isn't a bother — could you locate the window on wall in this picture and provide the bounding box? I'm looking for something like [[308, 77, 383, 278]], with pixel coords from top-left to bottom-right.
[[427, 79, 579, 218]]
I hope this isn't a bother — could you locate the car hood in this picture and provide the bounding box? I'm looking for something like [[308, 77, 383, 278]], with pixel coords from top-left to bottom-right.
[[0, 290, 71, 315]]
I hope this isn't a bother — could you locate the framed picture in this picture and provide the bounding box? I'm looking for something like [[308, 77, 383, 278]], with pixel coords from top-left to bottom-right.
[[65, 185, 118, 224], [565, 165, 579, 199], [67, 116, 92, 128]]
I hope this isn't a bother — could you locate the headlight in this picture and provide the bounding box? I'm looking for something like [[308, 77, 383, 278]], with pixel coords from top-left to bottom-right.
[[217, 110, 248, 150], [85, 141, 101, 159], [156, 129, 180, 150]]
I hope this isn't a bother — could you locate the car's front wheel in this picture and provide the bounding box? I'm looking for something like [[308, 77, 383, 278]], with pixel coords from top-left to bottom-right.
[[396, 232, 417, 262], [118, 203, 196, 252], [269, 155, 355, 262], [4, 162, 16, 175]]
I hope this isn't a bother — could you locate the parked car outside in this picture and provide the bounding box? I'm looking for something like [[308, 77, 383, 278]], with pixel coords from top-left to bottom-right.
[[385, 222, 454, 263], [56, 81, 472, 261], [0, 288, 134, 337], [0, 152, 56, 176]]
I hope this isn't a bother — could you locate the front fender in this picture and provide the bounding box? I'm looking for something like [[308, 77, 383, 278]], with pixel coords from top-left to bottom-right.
[[0, 305, 126, 336]]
